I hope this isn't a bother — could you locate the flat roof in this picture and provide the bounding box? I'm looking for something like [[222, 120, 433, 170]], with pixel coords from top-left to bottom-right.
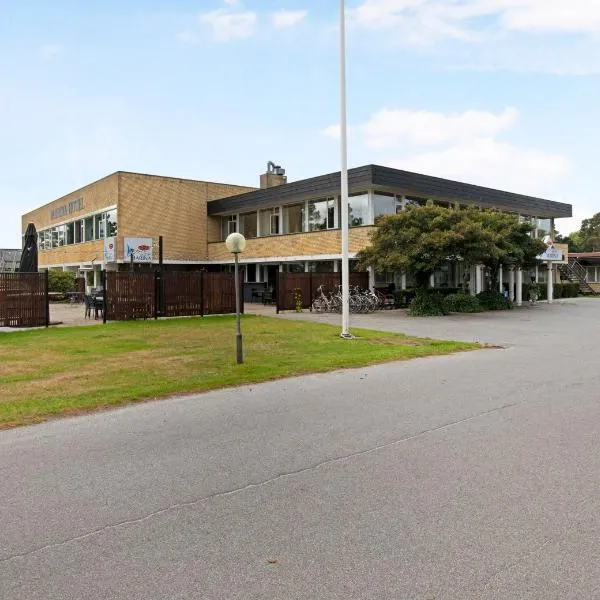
[[207, 164, 572, 218]]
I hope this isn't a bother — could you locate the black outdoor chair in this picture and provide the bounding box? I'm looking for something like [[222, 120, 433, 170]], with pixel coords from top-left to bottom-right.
[[84, 295, 93, 319]]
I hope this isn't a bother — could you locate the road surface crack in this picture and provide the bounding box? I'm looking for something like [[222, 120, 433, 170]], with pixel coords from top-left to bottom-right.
[[1, 401, 517, 564]]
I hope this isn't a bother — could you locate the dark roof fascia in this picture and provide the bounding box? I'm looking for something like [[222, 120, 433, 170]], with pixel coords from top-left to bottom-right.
[[371, 165, 572, 218], [207, 164, 572, 219], [207, 165, 374, 215]]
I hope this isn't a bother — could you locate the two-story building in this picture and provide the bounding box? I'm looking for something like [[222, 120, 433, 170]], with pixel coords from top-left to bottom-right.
[[22, 163, 572, 296]]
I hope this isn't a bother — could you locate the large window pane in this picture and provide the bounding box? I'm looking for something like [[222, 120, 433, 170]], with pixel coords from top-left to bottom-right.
[[309, 198, 335, 231], [94, 214, 105, 240], [239, 212, 257, 238], [74, 220, 82, 243], [283, 204, 304, 234], [84, 217, 94, 242], [221, 215, 237, 240], [373, 192, 396, 220], [348, 193, 369, 227], [66, 222, 75, 245], [259, 208, 280, 236], [106, 210, 117, 237]]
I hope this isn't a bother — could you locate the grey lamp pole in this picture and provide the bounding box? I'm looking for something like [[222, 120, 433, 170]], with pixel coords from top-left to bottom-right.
[[226, 232, 247, 364]]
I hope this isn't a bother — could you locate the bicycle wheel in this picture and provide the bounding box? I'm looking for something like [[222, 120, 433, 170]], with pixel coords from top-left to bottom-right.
[[312, 297, 327, 313]]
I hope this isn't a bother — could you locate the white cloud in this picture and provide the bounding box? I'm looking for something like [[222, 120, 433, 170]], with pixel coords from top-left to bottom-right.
[[199, 2, 257, 42], [394, 138, 570, 197], [323, 105, 570, 197], [361, 107, 519, 148], [348, 0, 600, 42], [40, 44, 62, 60], [272, 9, 308, 28]]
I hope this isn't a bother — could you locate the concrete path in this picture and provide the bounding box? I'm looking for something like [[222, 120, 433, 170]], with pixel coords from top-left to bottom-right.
[[2, 298, 600, 599]]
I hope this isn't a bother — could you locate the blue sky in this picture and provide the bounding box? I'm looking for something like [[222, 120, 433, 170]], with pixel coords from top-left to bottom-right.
[[2, 0, 600, 247]]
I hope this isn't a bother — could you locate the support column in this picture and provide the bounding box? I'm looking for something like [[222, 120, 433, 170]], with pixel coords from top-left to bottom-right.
[[429, 273, 435, 289], [498, 264, 503, 293], [547, 262, 553, 303], [509, 268, 515, 302], [469, 265, 476, 296], [401, 272, 407, 291], [367, 266, 375, 290], [516, 269, 523, 306], [333, 260, 339, 273], [304, 261, 309, 273], [278, 263, 283, 273], [475, 265, 483, 294]]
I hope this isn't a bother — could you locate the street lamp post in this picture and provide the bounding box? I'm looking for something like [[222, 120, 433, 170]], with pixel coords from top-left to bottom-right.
[[339, 0, 351, 339], [226, 232, 247, 364]]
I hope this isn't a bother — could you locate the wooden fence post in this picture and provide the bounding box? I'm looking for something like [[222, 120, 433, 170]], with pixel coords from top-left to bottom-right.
[[102, 270, 107, 324], [200, 270, 204, 317], [276, 269, 280, 314], [309, 272, 313, 312], [44, 270, 49, 328]]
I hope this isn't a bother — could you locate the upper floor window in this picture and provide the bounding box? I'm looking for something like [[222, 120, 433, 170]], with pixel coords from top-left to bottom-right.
[[373, 192, 396, 221], [348, 193, 369, 227], [239, 212, 257, 239], [282, 204, 305, 234], [309, 198, 336, 231], [221, 215, 237, 240], [259, 208, 280, 236]]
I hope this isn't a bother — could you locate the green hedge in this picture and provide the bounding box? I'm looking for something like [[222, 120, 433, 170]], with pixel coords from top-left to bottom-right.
[[476, 290, 512, 310], [408, 290, 449, 316], [444, 293, 483, 313], [48, 270, 76, 295]]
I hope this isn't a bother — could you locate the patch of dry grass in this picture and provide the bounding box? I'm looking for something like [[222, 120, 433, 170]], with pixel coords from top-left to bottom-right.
[[0, 315, 478, 428]]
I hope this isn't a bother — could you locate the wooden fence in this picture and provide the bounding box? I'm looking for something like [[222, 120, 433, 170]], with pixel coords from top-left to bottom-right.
[[103, 270, 242, 321], [276, 271, 369, 312], [0, 272, 48, 328]]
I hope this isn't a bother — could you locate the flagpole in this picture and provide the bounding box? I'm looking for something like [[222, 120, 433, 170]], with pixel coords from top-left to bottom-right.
[[340, 0, 351, 338]]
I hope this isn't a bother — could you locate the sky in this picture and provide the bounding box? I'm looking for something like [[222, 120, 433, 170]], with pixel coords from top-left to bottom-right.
[[2, 0, 600, 248]]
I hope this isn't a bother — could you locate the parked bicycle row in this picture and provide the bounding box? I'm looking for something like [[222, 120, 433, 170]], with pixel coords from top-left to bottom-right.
[[311, 285, 394, 314]]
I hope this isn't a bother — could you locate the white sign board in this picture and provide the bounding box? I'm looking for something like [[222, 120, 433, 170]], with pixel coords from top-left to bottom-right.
[[537, 245, 563, 262], [104, 237, 116, 262], [124, 237, 153, 262]]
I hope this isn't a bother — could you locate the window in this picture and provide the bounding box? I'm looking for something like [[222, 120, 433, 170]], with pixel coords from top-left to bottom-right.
[[56, 225, 66, 247], [221, 215, 237, 240], [51, 227, 59, 248], [404, 196, 427, 208], [245, 263, 257, 282], [284, 262, 305, 273], [66, 222, 75, 245], [308, 261, 335, 273], [105, 210, 117, 237], [309, 198, 336, 231], [586, 267, 598, 282], [84, 217, 94, 242], [373, 192, 396, 220], [536, 217, 552, 239], [348, 193, 369, 227], [94, 214, 105, 240], [282, 204, 304, 234], [259, 208, 280, 236], [239, 212, 257, 238]]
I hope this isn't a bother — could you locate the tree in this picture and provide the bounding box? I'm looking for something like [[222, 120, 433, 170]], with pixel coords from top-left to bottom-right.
[[358, 203, 470, 288], [48, 270, 76, 294], [579, 213, 600, 251], [555, 231, 584, 253], [359, 205, 546, 291]]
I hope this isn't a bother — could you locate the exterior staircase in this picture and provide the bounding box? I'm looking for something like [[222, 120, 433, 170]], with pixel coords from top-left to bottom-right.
[[558, 257, 597, 295]]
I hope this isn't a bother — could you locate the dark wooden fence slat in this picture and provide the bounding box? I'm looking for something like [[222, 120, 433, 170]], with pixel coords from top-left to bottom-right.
[[0, 272, 47, 328]]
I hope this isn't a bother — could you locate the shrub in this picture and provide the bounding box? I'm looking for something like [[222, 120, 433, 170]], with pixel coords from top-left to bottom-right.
[[408, 290, 449, 316], [444, 293, 483, 313], [476, 290, 512, 310], [394, 289, 417, 308], [48, 270, 76, 295]]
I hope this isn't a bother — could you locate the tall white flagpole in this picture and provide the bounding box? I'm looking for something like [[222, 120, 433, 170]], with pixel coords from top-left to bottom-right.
[[340, 0, 351, 338]]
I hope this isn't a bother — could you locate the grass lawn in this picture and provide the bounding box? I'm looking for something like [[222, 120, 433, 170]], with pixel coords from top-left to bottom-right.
[[0, 315, 478, 429]]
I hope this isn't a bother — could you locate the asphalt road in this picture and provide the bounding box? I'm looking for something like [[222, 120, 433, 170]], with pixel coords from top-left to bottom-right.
[[2, 299, 600, 599]]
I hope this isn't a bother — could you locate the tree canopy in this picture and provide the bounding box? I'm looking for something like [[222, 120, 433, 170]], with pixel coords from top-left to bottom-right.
[[557, 211, 600, 252], [357, 204, 546, 288]]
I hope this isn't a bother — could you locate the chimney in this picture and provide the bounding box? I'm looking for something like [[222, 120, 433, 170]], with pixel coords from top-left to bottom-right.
[[260, 161, 287, 189]]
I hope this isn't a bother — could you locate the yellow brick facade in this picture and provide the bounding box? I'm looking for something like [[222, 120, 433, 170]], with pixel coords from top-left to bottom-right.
[[118, 173, 254, 262], [22, 172, 254, 267], [208, 227, 377, 261]]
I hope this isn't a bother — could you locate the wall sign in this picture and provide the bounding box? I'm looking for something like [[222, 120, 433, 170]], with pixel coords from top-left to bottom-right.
[[537, 245, 563, 262], [50, 198, 84, 220], [124, 237, 153, 262], [104, 237, 116, 262]]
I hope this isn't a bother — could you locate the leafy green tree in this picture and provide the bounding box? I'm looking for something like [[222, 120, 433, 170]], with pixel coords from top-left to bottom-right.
[[579, 213, 600, 251], [555, 231, 584, 253], [48, 270, 76, 294], [358, 203, 469, 288]]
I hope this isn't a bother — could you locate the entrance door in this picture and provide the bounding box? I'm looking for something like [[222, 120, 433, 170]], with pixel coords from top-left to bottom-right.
[[266, 265, 278, 292]]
